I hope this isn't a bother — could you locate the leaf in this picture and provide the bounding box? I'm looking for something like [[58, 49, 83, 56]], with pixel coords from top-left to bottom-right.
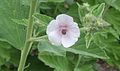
[[82, 0, 98, 5], [0, 57, 7, 67], [83, 0, 120, 11], [37, 36, 108, 71], [74, 64, 94, 71], [9, 48, 21, 67], [34, 13, 53, 26], [25, 55, 53, 71], [38, 53, 73, 71], [104, 8, 120, 35], [0, 42, 21, 67], [67, 34, 109, 59], [0, 42, 12, 66], [92, 31, 120, 69], [77, 3, 89, 23], [12, 19, 28, 26], [33, 13, 53, 33], [66, 0, 74, 5], [92, 3, 105, 17], [21, 0, 31, 6], [0, 0, 27, 49], [81, 0, 120, 22], [108, 27, 119, 39], [37, 39, 66, 56], [67, 47, 108, 59], [39, 0, 65, 2], [104, 0, 120, 11], [85, 33, 93, 49], [37, 35, 108, 59], [37, 39, 73, 71], [67, 4, 80, 24]]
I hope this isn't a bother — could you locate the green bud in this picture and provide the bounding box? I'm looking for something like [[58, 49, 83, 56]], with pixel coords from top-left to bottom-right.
[[83, 13, 110, 32]]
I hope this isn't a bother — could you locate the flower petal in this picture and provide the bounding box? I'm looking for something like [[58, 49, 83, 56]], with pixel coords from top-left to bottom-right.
[[62, 34, 78, 48], [46, 20, 59, 35], [56, 14, 73, 24], [48, 31, 62, 46], [68, 22, 80, 38]]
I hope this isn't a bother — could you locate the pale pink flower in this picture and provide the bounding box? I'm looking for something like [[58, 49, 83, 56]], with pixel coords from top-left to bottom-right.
[[46, 14, 80, 48]]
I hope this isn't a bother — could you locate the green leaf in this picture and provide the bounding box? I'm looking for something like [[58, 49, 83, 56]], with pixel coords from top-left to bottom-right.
[[38, 53, 73, 71], [34, 13, 53, 26], [93, 33, 120, 69], [92, 3, 105, 17], [39, 0, 65, 2], [77, 3, 89, 23], [37, 39, 66, 56], [66, 0, 74, 5], [108, 27, 119, 39], [104, 8, 120, 35], [21, 0, 31, 6], [37, 39, 73, 71], [67, 34, 108, 59], [82, 0, 98, 5], [0, 57, 7, 67], [38, 36, 108, 59], [12, 19, 28, 26], [0, 0, 27, 49], [9, 48, 21, 67], [85, 33, 93, 49], [25, 55, 53, 71], [67, 47, 108, 59], [74, 64, 94, 71], [0, 42, 21, 67], [33, 13, 53, 33], [37, 36, 108, 71], [104, 0, 120, 11], [67, 4, 80, 24], [0, 42, 12, 66], [84, 0, 120, 11]]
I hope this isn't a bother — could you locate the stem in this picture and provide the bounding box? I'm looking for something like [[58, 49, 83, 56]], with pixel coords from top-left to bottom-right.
[[54, 4, 59, 15], [18, 0, 37, 71], [74, 55, 82, 70], [103, 5, 110, 17], [76, 2, 82, 23], [29, 35, 47, 42]]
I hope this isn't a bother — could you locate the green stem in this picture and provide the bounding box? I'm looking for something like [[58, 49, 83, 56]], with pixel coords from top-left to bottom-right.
[[103, 5, 110, 17], [29, 35, 47, 42], [74, 55, 82, 70], [18, 0, 37, 71], [54, 4, 59, 15]]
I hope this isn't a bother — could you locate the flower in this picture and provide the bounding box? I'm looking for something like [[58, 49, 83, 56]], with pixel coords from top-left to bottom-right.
[[46, 14, 80, 48]]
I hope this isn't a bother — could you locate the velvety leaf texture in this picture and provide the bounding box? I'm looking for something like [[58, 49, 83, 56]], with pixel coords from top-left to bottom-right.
[[0, 0, 27, 49]]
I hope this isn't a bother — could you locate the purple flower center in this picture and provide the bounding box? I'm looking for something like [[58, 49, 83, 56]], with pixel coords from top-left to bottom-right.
[[62, 29, 67, 35]]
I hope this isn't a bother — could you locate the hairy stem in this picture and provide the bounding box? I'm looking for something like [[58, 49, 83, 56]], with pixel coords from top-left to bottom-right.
[[29, 35, 47, 42], [18, 0, 37, 71]]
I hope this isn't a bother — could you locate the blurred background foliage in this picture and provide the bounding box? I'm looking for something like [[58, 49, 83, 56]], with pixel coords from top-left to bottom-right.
[[0, 0, 120, 71]]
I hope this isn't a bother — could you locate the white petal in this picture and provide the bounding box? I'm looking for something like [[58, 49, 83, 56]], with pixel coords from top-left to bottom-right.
[[56, 14, 73, 24], [48, 31, 62, 46], [68, 22, 80, 38], [46, 20, 59, 35], [62, 34, 78, 48]]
